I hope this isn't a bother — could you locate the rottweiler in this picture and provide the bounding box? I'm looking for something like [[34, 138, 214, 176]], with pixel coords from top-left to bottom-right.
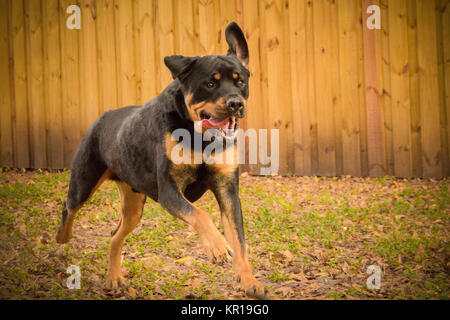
[[55, 22, 268, 299]]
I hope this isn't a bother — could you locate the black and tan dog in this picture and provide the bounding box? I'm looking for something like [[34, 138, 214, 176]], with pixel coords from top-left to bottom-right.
[[55, 22, 268, 299]]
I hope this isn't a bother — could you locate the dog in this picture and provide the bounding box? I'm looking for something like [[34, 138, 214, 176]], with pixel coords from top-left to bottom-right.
[[55, 22, 268, 299]]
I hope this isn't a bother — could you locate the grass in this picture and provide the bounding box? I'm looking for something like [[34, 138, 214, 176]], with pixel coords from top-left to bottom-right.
[[0, 169, 448, 300]]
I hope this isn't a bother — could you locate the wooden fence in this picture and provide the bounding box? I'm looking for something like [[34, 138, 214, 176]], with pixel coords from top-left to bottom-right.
[[0, 0, 449, 177]]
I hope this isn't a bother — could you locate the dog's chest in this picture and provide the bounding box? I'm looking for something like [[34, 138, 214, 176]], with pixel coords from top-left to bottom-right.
[[169, 163, 200, 192]]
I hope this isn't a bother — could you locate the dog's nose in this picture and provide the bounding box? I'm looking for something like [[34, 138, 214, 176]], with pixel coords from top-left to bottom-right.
[[226, 97, 244, 114]]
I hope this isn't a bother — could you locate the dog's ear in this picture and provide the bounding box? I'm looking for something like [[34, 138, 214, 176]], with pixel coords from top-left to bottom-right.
[[164, 55, 198, 82], [225, 22, 249, 67]]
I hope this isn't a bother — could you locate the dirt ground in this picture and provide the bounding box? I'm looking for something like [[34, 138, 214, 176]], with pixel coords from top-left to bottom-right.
[[0, 169, 448, 299]]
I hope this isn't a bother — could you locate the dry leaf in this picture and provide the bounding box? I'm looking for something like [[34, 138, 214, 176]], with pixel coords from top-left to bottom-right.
[[175, 256, 194, 264], [415, 244, 425, 257], [280, 250, 294, 263], [191, 279, 201, 289], [275, 286, 293, 297], [128, 287, 137, 298]]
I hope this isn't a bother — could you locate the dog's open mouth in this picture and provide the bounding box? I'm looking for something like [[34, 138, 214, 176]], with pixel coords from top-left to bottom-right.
[[198, 111, 239, 138]]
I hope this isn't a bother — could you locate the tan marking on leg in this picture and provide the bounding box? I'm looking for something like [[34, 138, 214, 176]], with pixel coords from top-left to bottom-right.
[[56, 169, 113, 244], [106, 181, 145, 289]]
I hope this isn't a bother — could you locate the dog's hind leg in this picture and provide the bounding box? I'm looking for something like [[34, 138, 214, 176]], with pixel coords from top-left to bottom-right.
[[55, 164, 111, 244], [105, 181, 146, 289]]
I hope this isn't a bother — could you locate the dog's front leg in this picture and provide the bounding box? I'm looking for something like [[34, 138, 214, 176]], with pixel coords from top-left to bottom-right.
[[211, 174, 269, 299], [157, 173, 232, 265]]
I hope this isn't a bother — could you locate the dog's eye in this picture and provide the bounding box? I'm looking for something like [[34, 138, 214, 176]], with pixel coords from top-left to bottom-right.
[[237, 79, 245, 87], [206, 81, 216, 89]]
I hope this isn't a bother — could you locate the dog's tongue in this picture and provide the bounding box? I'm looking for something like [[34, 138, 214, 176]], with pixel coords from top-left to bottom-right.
[[200, 117, 230, 130]]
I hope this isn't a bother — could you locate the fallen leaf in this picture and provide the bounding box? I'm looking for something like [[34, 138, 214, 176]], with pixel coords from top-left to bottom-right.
[[128, 287, 137, 298], [79, 215, 90, 223], [280, 250, 294, 263], [275, 286, 293, 297], [415, 244, 425, 257], [191, 279, 201, 289], [175, 256, 194, 264]]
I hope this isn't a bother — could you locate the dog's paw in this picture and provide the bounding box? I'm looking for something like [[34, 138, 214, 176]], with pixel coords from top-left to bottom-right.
[[55, 227, 72, 244], [105, 273, 127, 290], [238, 273, 269, 300], [201, 234, 233, 265]]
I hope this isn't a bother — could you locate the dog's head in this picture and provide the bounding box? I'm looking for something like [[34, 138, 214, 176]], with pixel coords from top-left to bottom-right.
[[164, 22, 249, 138]]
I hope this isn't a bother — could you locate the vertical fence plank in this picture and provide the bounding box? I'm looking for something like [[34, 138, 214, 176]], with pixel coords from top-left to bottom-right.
[[289, 0, 312, 175], [60, 0, 81, 168], [97, 0, 118, 111], [357, 0, 369, 177], [240, 0, 264, 174], [313, 0, 338, 176], [156, 0, 174, 90], [218, 0, 237, 54], [25, 0, 46, 168], [380, 0, 394, 176], [79, 0, 99, 137], [263, 0, 293, 175], [197, 0, 217, 56], [134, 0, 157, 104], [42, 0, 64, 169], [255, 0, 271, 175], [0, 0, 14, 167], [191, 0, 200, 55], [441, 0, 450, 174], [330, 0, 343, 176], [416, 0, 442, 178], [406, 0, 422, 177], [305, 0, 319, 175], [436, 0, 449, 177], [174, 0, 195, 56], [337, 0, 362, 176], [257, 0, 269, 131], [362, 0, 386, 177], [114, 0, 136, 107], [283, 0, 295, 174], [388, 0, 412, 177], [11, 0, 30, 168]]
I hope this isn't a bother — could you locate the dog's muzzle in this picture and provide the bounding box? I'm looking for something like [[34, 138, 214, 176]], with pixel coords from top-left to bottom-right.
[[226, 96, 245, 118]]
